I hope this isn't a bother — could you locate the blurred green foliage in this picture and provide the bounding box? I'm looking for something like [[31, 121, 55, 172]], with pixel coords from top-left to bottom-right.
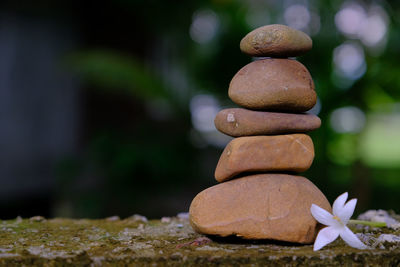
[[70, 51, 169, 100], [54, 0, 400, 218]]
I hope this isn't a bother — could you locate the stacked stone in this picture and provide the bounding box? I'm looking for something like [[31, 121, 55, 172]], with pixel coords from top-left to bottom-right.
[[189, 25, 331, 244]]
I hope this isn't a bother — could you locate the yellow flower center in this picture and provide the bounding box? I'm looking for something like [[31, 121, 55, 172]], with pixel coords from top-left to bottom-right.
[[333, 215, 342, 223]]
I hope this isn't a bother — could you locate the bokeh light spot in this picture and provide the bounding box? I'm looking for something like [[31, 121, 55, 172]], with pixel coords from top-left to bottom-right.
[[284, 4, 310, 32], [333, 42, 366, 81], [335, 3, 367, 38], [335, 3, 388, 50], [190, 94, 219, 132], [360, 113, 400, 168], [360, 6, 388, 48], [330, 106, 366, 133], [190, 9, 219, 44]]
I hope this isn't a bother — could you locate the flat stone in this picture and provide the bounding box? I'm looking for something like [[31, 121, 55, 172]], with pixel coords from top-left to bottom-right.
[[215, 134, 314, 182], [229, 58, 316, 112], [189, 174, 331, 243], [2, 213, 400, 265], [240, 24, 312, 57], [214, 108, 321, 137]]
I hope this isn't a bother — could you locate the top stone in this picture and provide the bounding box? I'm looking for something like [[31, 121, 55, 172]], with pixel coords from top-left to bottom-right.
[[240, 24, 312, 57]]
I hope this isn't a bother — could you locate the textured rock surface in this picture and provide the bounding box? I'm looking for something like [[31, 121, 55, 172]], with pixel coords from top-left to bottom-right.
[[215, 134, 314, 182], [214, 108, 321, 137], [190, 174, 330, 243], [240, 24, 312, 57], [229, 58, 316, 112], [1, 213, 400, 266]]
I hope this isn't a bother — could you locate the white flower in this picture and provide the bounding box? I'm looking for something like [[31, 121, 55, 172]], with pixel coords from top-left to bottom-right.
[[311, 192, 368, 251]]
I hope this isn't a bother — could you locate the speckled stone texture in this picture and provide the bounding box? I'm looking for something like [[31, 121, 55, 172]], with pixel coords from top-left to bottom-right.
[[2, 213, 400, 266], [214, 108, 321, 137], [228, 58, 316, 112], [240, 24, 312, 57]]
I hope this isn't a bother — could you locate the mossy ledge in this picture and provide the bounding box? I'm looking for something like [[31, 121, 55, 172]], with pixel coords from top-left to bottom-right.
[[1, 212, 400, 266]]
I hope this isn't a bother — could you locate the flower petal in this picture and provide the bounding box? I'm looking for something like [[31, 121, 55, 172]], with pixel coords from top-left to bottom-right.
[[339, 226, 368, 250], [337, 198, 357, 224], [332, 192, 348, 217], [313, 226, 339, 251], [311, 204, 335, 226]]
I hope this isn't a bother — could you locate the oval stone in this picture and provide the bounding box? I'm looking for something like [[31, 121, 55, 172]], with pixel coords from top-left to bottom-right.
[[214, 108, 321, 137], [228, 58, 316, 112], [215, 134, 314, 182], [240, 24, 312, 57], [189, 174, 331, 243]]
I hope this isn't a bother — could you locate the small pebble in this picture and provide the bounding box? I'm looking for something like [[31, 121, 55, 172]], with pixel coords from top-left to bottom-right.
[[358, 210, 400, 229], [177, 212, 189, 220], [378, 234, 400, 243], [128, 214, 148, 223], [170, 252, 183, 260], [106, 216, 120, 221], [29, 216, 46, 222], [161, 217, 171, 223]]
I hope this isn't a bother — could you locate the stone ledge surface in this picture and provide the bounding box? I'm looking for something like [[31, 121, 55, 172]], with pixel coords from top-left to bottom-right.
[[0, 213, 400, 266]]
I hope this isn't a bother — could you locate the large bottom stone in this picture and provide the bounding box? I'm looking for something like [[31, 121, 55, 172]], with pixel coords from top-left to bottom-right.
[[189, 174, 331, 244]]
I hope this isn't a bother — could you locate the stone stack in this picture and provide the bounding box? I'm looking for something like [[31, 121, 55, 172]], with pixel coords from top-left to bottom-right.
[[189, 24, 331, 244]]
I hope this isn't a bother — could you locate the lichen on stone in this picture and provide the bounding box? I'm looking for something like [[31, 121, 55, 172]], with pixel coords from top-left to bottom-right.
[[0, 211, 399, 266]]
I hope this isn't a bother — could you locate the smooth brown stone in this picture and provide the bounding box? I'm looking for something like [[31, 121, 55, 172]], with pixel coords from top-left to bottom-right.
[[240, 24, 312, 57], [228, 58, 316, 112], [215, 134, 314, 182], [189, 174, 331, 243], [214, 108, 321, 137]]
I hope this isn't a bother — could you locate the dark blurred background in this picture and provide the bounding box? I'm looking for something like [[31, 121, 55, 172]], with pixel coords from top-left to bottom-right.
[[0, 0, 399, 219]]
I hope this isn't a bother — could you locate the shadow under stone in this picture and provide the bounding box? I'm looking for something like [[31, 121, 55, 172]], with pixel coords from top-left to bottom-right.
[[228, 171, 299, 182], [206, 234, 307, 247]]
